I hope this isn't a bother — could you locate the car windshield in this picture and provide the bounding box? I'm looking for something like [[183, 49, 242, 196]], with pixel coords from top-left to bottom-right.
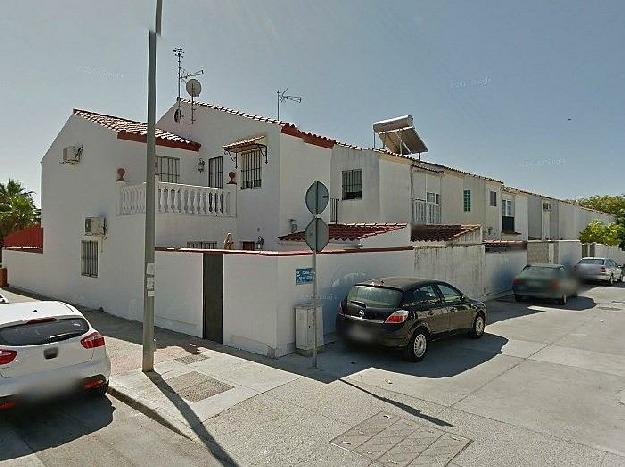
[[520, 266, 558, 278], [347, 286, 403, 308], [0, 317, 89, 346], [579, 259, 605, 265]]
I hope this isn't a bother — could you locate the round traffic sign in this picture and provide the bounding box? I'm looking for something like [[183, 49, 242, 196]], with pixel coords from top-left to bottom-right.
[[305, 181, 329, 215], [305, 218, 329, 253]]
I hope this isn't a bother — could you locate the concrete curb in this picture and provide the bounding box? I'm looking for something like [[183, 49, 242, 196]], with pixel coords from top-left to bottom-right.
[[107, 380, 196, 442]]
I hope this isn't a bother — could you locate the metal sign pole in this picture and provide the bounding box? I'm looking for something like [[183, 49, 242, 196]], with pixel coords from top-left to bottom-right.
[[312, 242, 318, 369], [304, 181, 329, 370]]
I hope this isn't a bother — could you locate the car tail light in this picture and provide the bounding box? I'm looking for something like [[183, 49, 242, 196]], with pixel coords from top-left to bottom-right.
[[0, 400, 16, 410], [83, 376, 107, 390], [550, 280, 560, 289], [384, 310, 409, 324], [81, 331, 105, 349], [0, 349, 17, 365], [512, 278, 523, 286]]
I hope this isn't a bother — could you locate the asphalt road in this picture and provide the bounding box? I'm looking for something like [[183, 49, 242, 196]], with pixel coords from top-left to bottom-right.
[[0, 393, 219, 466], [2, 282, 625, 465]]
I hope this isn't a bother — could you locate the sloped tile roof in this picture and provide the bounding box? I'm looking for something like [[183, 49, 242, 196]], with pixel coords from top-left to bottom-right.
[[73, 109, 201, 151], [279, 223, 407, 242], [411, 224, 481, 242]]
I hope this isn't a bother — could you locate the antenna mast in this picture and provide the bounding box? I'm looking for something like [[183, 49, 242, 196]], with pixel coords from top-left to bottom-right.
[[277, 88, 302, 120], [172, 48, 204, 123]]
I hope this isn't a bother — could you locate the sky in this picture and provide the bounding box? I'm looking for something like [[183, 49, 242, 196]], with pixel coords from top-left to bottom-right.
[[1, 0, 624, 205]]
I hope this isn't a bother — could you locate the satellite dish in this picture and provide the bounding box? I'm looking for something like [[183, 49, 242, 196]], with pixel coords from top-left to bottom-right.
[[186, 79, 202, 98], [173, 108, 182, 123]]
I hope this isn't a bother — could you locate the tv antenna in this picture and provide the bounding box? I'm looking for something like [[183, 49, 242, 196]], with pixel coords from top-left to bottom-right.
[[277, 89, 302, 120], [173, 48, 204, 123]]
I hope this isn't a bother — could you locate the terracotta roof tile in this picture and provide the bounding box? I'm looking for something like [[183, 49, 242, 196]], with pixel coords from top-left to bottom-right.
[[279, 223, 407, 242], [73, 108, 201, 152], [411, 224, 481, 242]]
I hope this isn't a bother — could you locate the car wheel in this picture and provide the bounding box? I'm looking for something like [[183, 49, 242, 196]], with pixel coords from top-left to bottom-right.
[[470, 313, 486, 338], [404, 330, 428, 362]]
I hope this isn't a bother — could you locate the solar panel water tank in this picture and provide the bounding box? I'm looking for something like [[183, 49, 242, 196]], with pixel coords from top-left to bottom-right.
[[373, 115, 428, 156]]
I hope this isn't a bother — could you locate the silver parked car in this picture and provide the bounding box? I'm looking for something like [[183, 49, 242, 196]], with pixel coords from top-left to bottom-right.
[[574, 257, 623, 285]]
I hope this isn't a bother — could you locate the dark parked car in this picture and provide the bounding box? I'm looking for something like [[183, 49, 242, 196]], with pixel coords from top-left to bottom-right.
[[512, 263, 579, 304], [336, 277, 487, 361]]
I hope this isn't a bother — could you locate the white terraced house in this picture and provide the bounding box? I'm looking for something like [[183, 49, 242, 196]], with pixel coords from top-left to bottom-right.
[[1, 100, 617, 347]]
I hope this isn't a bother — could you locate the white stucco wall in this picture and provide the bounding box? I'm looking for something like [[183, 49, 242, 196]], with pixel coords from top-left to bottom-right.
[[588, 244, 625, 264], [484, 249, 528, 298], [378, 156, 411, 222], [158, 101, 283, 249], [3, 250, 48, 296], [154, 251, 204, 337], [329, 145, 381, 223], [279, 133, 332, 232], [553, 240, 582, 267], [438, 171, 464, 225]]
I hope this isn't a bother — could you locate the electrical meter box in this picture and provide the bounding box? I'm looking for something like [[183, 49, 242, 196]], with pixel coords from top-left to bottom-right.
[[295, 303, 324, 356]]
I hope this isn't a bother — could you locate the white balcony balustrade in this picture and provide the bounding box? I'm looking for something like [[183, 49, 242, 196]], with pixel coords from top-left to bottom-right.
[[119, 181, 233, 217], [412, 199, 441, 225]]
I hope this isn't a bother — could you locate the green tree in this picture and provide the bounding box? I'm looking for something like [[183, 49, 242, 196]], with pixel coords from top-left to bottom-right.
[[574, 194, 625, 249], [578, 220, 623, 246], [574, 194, 625, 218], [0, 179, 41, 247]]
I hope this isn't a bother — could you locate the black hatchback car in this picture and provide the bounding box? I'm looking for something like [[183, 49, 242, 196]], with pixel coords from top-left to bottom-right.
[[336, 277, 487, 361]]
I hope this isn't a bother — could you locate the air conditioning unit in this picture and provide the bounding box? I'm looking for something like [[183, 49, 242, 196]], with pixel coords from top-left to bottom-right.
[[62, 145, 83, 164], [84, 217, 106, 236], [543, 202, 552, 211]]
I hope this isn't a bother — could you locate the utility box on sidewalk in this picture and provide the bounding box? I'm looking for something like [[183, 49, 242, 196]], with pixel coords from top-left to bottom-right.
[[295, 303, 324, 356]]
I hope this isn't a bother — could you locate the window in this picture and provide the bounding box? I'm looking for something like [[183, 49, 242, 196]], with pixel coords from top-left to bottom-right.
[[81, 240, 98, 277], [489, 190, 497, 207], [463, 190, 471, 212], [330, 198, 339, 223], [187, 241, 217, 249], [502, 199, 513, 217], [502, 216, 515, 232], [155, 156, 180, 183], [207, 156, 223, 188], [435, 283, 463, 304], [502, 199, 514, 231], [404, 285, 441, 308], [426, 192, 440, 205], [0, 318, 89, 346], [348, 286, 403, 308], [342, 169, 362, 200], [241, 150, 263, 189], [240, 241, 257, 251]]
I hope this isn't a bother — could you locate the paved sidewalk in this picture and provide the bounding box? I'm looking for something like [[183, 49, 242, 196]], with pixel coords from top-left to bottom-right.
[[4, 285, 625, 466]]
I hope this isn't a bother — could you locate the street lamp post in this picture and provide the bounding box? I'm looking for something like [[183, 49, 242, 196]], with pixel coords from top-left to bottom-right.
[[143, 0, 163, 373]]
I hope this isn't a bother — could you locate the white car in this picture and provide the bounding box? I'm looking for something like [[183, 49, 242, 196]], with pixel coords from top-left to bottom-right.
[[0, 301, 111, 410], [574, 257, 624, 285]]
